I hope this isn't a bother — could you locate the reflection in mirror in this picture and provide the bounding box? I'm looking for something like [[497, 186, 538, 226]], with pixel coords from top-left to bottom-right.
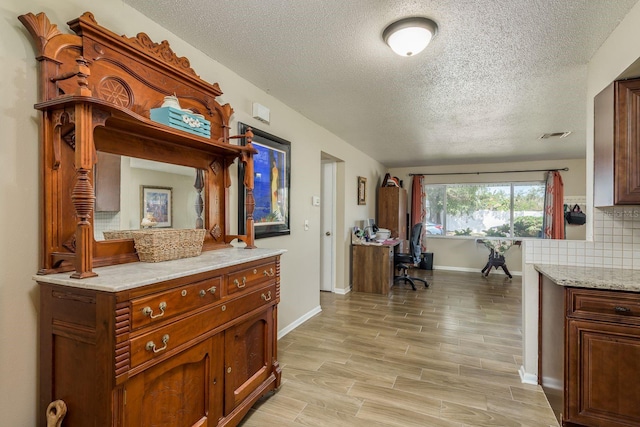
[[93, 155, 205, 241]]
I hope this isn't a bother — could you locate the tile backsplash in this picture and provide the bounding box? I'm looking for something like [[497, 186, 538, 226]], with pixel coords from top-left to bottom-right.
[[94, 211, 121, 241], [524, 206, 640, 269]]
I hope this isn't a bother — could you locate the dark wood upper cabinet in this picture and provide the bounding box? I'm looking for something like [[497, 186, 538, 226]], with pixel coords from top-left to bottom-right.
[[594, 78, 640, 206]]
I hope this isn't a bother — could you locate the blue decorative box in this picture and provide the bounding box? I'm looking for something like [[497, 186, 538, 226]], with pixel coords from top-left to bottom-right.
[[150, 107, 211, 138]]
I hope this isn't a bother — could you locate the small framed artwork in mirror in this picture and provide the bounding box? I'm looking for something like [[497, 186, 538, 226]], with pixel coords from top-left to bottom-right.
[[357, 176, 367, 205], [141, 186, 173, 227]]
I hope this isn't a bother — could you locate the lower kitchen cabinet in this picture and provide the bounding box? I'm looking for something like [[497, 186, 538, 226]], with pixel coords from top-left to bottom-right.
[[540, 275, 640, 427], [566, 319, 640, 426]]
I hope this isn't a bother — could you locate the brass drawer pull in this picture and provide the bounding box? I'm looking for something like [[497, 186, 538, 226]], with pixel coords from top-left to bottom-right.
[[263, 268, 275, 277], [261, 291, 272, 302], [199, 286, 216, 297], [234, 277, 247, 288], [142, 302, 167, 319], [615, 306, 631, 313], [145, 334, 169, 353]]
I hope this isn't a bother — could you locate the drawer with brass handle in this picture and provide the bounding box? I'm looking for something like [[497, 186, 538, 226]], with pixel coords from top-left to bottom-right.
[[131, 276, 221, 329], [226, 260, 277, 296], [129, 283, 277, 369]]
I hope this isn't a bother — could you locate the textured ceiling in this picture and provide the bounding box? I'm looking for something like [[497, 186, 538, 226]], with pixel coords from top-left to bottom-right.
[[124, 0, 639, 167]]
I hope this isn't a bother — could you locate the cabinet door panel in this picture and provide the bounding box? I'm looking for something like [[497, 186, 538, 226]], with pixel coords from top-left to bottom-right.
[[224, 308, 272, 414], [124, 336, 224, 427], [567, 319, 640, 426], [615, 79, 640, 204]]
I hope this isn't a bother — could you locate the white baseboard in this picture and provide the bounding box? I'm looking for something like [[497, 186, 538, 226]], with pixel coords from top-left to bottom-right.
[[433, 265, 522, 277], [277, 305, 322, 340], [519, 365, 538, 385], [334, 286, 351, 295]]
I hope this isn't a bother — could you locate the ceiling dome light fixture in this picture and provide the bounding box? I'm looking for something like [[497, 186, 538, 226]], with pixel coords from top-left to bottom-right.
[[383, 17, 438, 57]]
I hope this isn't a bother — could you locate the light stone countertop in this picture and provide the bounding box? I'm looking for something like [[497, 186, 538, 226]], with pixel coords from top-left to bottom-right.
[[33, 247, 286, 292], [534, 264, 640, 292]]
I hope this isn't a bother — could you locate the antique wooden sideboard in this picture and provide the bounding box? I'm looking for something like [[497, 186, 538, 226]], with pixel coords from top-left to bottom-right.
[[20, 11, 282, 426]]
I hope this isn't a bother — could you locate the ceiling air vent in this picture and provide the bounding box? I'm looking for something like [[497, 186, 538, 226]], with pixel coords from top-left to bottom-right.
[[539, 132, 571, 139]]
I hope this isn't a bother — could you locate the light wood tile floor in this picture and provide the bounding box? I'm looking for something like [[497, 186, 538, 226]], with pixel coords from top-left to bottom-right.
[[240, 269, 559, 427]]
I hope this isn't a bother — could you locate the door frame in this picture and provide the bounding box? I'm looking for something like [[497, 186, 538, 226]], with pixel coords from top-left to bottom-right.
[[320, 158, 336, 292]]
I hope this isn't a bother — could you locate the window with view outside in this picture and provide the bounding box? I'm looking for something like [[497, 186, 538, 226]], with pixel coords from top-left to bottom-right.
[[424, 182, 545, 238]]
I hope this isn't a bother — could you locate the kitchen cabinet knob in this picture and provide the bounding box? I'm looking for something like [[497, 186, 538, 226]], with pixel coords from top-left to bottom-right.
[[326, 231, 331, 236]]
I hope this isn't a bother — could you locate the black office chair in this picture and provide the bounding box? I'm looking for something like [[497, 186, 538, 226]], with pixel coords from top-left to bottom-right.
[[394, 223, 429, 290]]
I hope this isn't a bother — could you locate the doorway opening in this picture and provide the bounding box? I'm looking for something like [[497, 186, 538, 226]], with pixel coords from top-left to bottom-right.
[[320, 152, 345, 294]]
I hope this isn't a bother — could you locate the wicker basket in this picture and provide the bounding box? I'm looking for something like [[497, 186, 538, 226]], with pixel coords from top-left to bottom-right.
[[130, 229, 206, 262]]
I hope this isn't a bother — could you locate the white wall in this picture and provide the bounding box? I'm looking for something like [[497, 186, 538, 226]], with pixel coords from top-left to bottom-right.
[[0, 1, 386, 425], [520, 1, 640, 384], [388, 158, 587, 274]]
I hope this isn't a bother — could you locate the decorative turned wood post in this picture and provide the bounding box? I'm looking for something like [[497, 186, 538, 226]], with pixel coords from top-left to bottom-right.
[[243, 128, 256, 249], [70, 102, 97, 278], [194, 168, 204, 229]]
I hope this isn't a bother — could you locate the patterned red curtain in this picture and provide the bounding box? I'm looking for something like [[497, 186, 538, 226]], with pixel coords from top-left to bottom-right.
[[411, 175, 427, 251], [543, 171, 565, 239]]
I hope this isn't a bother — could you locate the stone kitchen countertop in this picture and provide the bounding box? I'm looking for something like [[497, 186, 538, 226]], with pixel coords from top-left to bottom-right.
[[535, 264, 640, 292], [33, 247, 286, 292]]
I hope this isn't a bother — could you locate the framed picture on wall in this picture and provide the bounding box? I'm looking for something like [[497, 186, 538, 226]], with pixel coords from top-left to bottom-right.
[[141, 186, 173, 227], [357, 176, 367, 205], [238, 122, 291, 239]]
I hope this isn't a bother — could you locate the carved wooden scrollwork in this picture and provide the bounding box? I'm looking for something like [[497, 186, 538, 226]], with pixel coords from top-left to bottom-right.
[[17, 12, 62, 55], [52, 110, 75, 169], [62, 235, 76, 253], [129, 33, 198, 77], [97, 77, 133, 108], [210, 160, 222, 176], [210, 224, 222, 241]]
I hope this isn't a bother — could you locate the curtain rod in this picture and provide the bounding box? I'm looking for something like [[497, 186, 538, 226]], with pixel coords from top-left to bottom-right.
[[408, 167, 568, 177]]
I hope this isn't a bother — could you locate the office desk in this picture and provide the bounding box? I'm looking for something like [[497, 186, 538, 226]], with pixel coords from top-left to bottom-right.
[[351, 240, 402, 295]]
